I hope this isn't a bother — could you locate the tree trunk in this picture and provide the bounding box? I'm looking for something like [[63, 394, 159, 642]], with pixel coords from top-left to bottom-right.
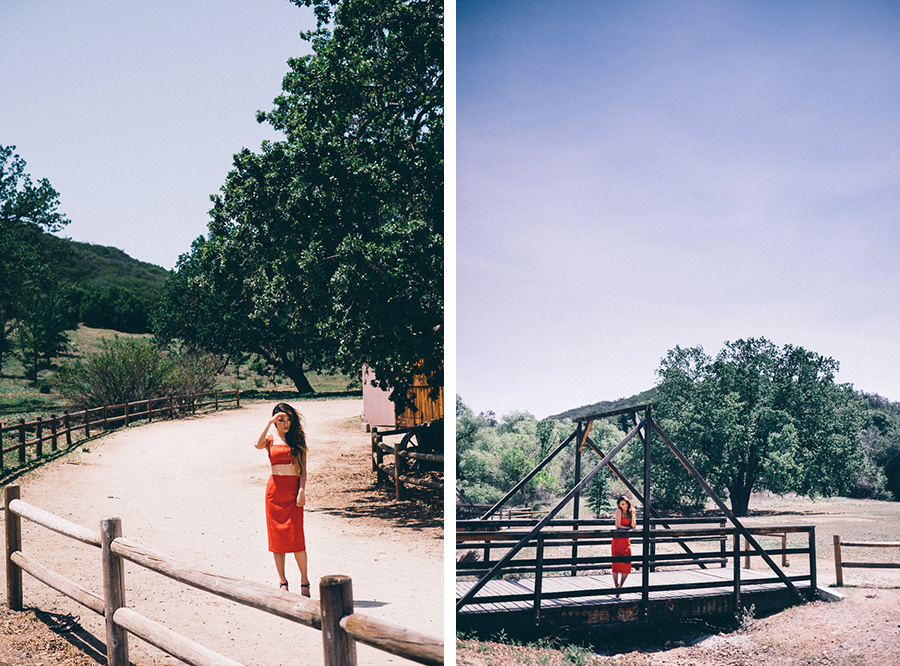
[[730, 482, 752, 516], [280, 359, 315, 394]]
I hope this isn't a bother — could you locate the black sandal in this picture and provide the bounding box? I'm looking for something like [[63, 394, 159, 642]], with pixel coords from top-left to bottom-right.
[[300, 583, 311, 598], [279, 582, 289, 591]]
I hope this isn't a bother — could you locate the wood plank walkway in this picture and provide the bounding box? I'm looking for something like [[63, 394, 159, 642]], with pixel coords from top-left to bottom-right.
[[457, 568, 813, 631]]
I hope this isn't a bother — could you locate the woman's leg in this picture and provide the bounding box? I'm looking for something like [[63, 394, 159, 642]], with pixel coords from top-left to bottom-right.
[[293, 550, 309, 596], [273, 552, 288, 586]]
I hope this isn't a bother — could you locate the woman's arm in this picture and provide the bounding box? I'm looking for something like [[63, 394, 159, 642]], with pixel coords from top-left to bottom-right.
[[255, 416, 279, 449], [615, 508, 624, 530], [295, 456, 307, 507]]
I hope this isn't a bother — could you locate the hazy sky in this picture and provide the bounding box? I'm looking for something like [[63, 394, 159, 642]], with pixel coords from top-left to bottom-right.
[[457, 0, 900, 419], [1, 0, 317, 270]]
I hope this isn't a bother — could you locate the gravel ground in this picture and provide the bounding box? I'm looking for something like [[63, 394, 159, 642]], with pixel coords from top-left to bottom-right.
[[0, 398, 442, 666]]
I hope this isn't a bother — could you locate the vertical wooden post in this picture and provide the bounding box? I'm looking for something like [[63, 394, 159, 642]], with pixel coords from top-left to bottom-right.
[[371, 429, 379, 474], [571, 422, 583, 576], [641, 408, 652, 616], [394, 436, 404, 500], [215, 391, 219, 411], [533, 534, 544, 626], [18, 420, 26, 465], [50, 414, 58, 452], [5, 485, 22, 611], [85, 410, 91, 437], [147, 399, 152, 423], [35, 417, 43, 458], [102, 405, 108, 429], [236, 389, 240, 408], [101, 517, 129, 666], [743, 537, 750, 569], [833, 534, 843, 587], [733, 531, 741, 613], [320, 575, 357, 666], [63, 412, 72, 448], [808, 526, 817, 600], [124, 402, 129, 427]]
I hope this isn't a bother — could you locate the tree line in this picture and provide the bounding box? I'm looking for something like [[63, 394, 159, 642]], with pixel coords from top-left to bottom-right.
[[2, 0, 443, 409], [458, 338, 900, 517]]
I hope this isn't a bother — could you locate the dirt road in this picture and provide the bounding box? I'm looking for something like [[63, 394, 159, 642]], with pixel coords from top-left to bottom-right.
[[0, 398, 443, 666]]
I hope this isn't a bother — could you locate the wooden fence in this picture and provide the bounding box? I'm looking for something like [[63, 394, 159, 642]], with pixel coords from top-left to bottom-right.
[[0, 390, 240, 473], [4, 484, 443, 666], [372, 420, 443, 500], [833, 534, 900, 586]]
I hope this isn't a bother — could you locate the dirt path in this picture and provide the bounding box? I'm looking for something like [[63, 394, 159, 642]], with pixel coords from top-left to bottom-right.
[[0, 399, 443, 666]]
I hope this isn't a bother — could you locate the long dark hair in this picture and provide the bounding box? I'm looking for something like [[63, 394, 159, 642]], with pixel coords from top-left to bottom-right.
[[272, 403, 307, 473], [617, 495, 635, 525]]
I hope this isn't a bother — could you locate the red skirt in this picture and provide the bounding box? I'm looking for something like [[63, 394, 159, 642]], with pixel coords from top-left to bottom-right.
[[265, 475, 306, 553], [611, 536, 631, 574]]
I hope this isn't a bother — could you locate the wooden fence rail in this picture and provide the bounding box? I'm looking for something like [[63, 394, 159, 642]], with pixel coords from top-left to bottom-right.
[[4, 485, 442, 666], [832, 534, 900, 586], [0, 390, 240, 474]]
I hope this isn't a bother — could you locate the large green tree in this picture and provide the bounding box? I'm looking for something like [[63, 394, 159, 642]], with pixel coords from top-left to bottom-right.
[[156, 0, 443, 403], [0, 145, 74, 376], [651, 338, 866, 515]]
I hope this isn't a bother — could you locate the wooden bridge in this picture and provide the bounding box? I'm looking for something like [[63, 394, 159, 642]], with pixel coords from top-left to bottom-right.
[[456, 404, 821, 632]]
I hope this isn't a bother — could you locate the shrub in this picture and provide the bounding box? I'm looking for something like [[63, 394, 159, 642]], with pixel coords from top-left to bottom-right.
[[55, 336, 218, 408]]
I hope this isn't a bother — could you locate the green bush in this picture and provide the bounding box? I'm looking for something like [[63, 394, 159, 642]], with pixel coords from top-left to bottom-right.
[[55, 336, 218, 408]]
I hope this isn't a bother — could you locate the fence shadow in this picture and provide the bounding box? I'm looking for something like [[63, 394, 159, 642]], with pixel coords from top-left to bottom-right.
[[34, 609, 109, 665]]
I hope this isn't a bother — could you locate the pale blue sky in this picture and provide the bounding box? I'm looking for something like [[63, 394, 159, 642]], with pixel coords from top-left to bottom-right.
[[1, 0, 317, 270], [457, 0, 900, 418]]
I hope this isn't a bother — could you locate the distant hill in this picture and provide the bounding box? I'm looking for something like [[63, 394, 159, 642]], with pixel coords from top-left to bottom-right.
[[45, 235, 171, 333], [547, 387, 659, 421]]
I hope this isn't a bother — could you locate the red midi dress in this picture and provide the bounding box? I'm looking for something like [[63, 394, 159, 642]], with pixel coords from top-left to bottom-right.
[[265, 438, 306, 553], [611, 514, 632, 574]]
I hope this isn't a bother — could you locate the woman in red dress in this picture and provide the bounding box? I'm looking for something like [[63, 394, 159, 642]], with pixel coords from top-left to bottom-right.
[[255, 403, 310, 596], [611, 495, 635, 596]]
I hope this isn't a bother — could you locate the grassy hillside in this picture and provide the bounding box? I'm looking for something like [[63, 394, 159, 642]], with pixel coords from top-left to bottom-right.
[[0, 325, 356, 423], [548, 387, 659, 421]]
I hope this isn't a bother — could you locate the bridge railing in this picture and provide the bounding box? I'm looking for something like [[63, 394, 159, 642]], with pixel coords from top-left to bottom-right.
[[5, 484, 443, 666], [457, 517, 816, 622]]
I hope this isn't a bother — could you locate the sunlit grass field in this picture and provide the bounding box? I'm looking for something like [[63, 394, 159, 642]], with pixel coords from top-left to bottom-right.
[[0, 325, 357, 423]]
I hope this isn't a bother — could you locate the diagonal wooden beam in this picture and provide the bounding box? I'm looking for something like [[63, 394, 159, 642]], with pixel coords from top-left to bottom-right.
[[479, 431, 577, 520], [650, 419, 803, 601]]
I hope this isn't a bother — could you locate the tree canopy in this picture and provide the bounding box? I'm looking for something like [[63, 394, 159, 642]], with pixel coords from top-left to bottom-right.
[[651, 338, 866, 515], [155, 0, 443, 404], [1, 145, 76, 376]]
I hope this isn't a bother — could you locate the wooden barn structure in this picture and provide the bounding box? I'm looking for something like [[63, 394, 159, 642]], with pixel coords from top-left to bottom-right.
[[457, 404, 821, 632], [364, 365, 444, 499]]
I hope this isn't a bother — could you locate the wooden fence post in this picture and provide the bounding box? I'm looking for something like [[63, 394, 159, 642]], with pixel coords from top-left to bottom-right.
[[50, 414, 58, 452], [5, 485, 22, 611], [85, 410, 91, 437], [124, 402, 129, 427], [320, 575, 357, 666], [101, 517, 129, 666], [834, 534, 843, 587], [236, 389, 240, 408], [64, 412, 72, 448], [18, 420, 26, 465], [215, 391, 219, 411], [35, 417, 43, 458]]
